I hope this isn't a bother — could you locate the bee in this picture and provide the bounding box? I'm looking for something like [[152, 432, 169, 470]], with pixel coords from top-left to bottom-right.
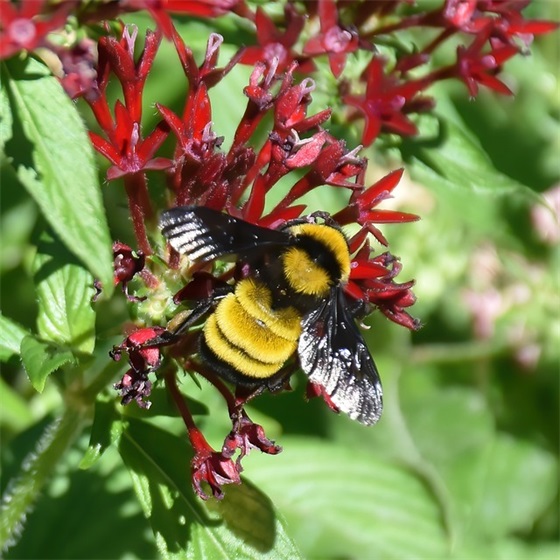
[[160, 206, 383, 426]]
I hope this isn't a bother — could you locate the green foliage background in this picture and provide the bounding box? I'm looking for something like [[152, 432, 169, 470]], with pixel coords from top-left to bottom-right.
[[1, 6, 558, 559]]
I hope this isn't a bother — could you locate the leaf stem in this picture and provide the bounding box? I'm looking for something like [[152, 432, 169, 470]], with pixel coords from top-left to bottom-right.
[[0, 407, 87, 550], [409, 341, 508, 365], [82, 358, 123, 402]]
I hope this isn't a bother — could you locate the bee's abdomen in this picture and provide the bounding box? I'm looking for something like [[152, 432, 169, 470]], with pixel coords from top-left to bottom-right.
[[200, 279, 302, 384]]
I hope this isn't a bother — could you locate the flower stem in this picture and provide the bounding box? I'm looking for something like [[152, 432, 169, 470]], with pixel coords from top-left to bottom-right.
[[164, 370, 212, 452], [124, 173, 153, 255]]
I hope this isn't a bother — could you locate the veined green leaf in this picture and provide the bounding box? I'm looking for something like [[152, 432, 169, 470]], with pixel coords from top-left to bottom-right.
[[33, 231, 96, 354], [247, 437, 450, 560], [20, 336, 76, 393], [1, 57, 113, 291], [400, 109, 542, 209], [475, 435, 558, 539]]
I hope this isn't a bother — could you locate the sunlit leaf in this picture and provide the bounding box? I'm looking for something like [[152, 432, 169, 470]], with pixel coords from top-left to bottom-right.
[[0, 314, 29, 362], [32, 231, 96, 354], [20, 336, 76, 393], [247, 437, 450, 559], [1, 57, 113, 291]]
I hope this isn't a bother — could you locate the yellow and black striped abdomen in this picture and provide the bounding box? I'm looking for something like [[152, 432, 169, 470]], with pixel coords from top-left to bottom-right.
[[200, 279, 302, 383]]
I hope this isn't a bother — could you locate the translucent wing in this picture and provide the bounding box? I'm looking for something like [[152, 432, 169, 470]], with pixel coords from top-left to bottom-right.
[[298, 288, 383, 425], [160, 206, 291, 263]]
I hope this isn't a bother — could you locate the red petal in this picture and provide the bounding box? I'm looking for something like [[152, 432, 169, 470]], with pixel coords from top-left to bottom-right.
[[350, 261, 389, 279], [89, 132, 119, 165], [361, 113, 383, 146], [477, 73, 513, 96], [364, 209, 420, 224], [510, 20, 559, 35], [157, 103, 185, 140], [344, 280, 366, 301], [255, 7, 279, 43], [360, 169, 405, 208]]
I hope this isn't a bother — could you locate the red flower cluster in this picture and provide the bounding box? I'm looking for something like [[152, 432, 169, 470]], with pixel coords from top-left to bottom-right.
[[111, 326, 165, 408], [90, 25, 421, 499], [1, 0, 556, 148], [2, 0, 555, 500]]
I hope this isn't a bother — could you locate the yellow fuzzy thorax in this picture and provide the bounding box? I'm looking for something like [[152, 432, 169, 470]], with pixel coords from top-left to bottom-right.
[[282, 223, 351, 296]]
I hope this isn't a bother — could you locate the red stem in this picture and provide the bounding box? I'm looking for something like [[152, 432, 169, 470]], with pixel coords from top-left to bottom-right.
[[124, 173, 153, 255], [165, 369, 213, 452]]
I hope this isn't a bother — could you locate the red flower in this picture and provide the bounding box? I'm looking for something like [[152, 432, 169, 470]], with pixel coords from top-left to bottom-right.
[[111, 327, 165, 373], [191, 448, 241, 500], [444, 0, 559, 46], [111, 326, 165, 408], [0, 0, 74, 60], [303, 0, 362, 78], [239, 5, 314, 73], [349, 248, 420, 330], [333, 168, 419, 245], [443, 0, 478, 28], [114, 368, 153, 409], [456, 38, 519, 97], [222, 412, 282, 466], [113, 241, 146, 300], [188, 427, 241, 500], [85, 26, 172, 254], [87, 27, 171, 180], [165, 0, 244, 18], [55, 38, 98, 99], [343, 57, 435, 145]]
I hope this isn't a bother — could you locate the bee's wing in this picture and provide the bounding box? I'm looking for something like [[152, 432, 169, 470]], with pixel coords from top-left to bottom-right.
[[298, 288, 383, 426], [160, 206, 291, 263]]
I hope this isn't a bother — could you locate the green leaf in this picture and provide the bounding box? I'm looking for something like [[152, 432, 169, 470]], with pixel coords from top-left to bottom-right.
[[80, 398, 124, 470], [399, 106, 542, 212], [385, 369, 558, 549], [118, 418, 302, 559], [0, 376, 34, 431], [0, 57, 113, 291], [0, 313, 30, 361], [246, 437, 450, 559], [3, 437, 156, 560], [394, 380, 496, 546], [20, 336, 75, 393], [32, 231, 96, 353], [456, 538, 560, 560], [489, 539, 560, 560], [475, 435, 557, 539], [0, 62, 12, 154]]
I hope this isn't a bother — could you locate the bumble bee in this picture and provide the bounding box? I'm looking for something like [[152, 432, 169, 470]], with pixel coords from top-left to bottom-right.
[[160, 206, 383, 425]]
